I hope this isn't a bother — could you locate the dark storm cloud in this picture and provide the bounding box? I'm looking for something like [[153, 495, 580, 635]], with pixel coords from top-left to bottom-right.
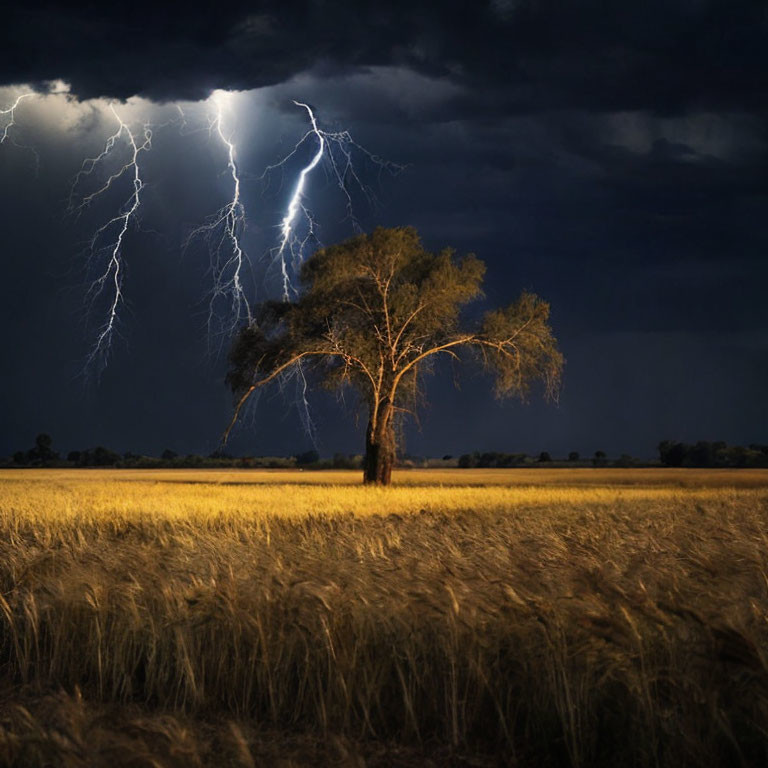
[[2, 1, 767, 114]]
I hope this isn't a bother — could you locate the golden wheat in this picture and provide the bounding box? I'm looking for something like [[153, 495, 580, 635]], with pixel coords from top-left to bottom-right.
[[1, 468, 767, 767]]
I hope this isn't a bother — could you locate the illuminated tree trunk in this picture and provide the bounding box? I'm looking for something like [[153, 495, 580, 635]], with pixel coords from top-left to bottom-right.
[[363, 400, 395, 485]]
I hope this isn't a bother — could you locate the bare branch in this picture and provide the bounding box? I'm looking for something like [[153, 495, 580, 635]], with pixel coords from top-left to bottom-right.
[[221, 350, 326, 444], [391, 335, 477, 397]]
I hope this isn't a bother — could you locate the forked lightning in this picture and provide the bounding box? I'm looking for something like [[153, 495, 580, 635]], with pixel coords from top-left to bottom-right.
[[3, 87, 400, 411], [0, 92, 40, 171], [185, 91, 251, 339], [70, 104, 151, 371], [266, 101, 403, 300]]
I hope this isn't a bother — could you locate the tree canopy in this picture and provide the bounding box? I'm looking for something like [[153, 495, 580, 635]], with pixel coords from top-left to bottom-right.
[[226, 226, 563, 484]]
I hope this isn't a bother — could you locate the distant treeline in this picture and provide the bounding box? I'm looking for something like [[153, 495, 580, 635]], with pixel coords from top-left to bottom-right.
[[461, 444, 768, 469], [3, 438, 622, 469], [4, 434, 767, 470], [658, 440, 768, 468], [5, 437, 366, 470], [457, 450, 638, 467]]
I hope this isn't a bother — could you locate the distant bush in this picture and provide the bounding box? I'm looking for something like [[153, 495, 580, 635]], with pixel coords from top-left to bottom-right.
[[12, 434, 60, 466], [295, 450, 320, 466], [659, 440, 768, 468], [332, 453, 363, 470], [458, 451, 528, 468], [425, 456, 459, 468], [397, 454, 426, 468], [86, 446, 121, 467]]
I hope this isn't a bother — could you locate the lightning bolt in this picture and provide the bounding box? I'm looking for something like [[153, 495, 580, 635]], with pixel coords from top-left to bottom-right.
[[70, 103, 151, 372], [273, 102, 325, 300], [255, 100, 404, 443], [68, 115, 126, 216], [0, 93, 29, 143], [262, 101, 403, 447], [265, 101, 404, 301], [184, 91, 251, 341], [0, 92, 40, 172], [1, 84, 401, 415]]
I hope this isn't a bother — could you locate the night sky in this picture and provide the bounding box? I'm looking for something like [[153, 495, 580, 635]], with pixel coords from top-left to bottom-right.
[[0, 1, 766, 460]]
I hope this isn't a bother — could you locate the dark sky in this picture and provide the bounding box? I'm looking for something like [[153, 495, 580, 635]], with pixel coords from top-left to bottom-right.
[[0, 0, 766, 460]]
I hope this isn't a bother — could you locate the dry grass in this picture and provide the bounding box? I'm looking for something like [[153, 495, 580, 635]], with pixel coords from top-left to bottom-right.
[[1, 468, 768, 767], [7, 466, 768, 486]]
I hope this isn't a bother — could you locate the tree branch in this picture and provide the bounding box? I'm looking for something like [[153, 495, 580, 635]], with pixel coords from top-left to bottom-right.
[[221, 351, 326, 445], [391, 335, 477, 397]]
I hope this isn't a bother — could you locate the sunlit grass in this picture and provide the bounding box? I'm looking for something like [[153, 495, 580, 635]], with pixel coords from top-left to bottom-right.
[[6, 466, 768, 486], [1, 468, 766, 526], [1, 468, 767, 766]]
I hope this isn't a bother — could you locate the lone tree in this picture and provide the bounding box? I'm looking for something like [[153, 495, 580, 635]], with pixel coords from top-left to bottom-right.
[[225, 227, 563, 485]]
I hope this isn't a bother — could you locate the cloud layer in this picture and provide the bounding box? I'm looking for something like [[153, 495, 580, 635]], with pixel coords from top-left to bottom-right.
[[2, 1, 766, 115]]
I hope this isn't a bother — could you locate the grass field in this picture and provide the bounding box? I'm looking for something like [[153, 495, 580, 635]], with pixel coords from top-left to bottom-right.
[[1, 468, 768, 766]]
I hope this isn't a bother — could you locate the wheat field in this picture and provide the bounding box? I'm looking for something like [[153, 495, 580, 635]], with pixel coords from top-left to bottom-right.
[[1, 468, 767, 767]]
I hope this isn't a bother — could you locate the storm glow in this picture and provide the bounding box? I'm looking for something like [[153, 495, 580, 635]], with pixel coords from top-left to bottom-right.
[[0, 85, 399, 382]]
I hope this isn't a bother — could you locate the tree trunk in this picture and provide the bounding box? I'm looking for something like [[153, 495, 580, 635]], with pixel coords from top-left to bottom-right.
[[363, 401, 395, 485]]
